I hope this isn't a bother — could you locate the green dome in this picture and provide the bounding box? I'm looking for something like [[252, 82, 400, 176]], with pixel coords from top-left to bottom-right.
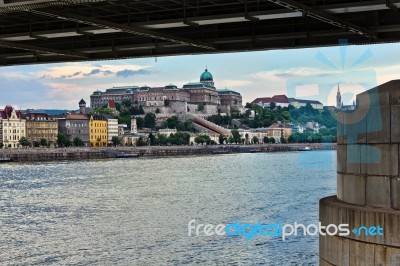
[[200, 68, 213, 82]]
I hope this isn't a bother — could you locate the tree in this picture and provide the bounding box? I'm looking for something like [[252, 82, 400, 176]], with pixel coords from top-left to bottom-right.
[[111, 136, 121, 146], [269, 137, 276, 144], [144, 112, 156, 129], [138, 105, 145, 114], [40, 138, 48, 147], [245, 133, 249, 144], [19, 137, 30, 148], [231, 129, 241, 144], [280, 137, 287, 144], [195, 134, 212, 145], [136, 117, 144, 129], [252, 136, 259, 144], [156, 133, 168, 145], [155, 108, 161, 114], [91, 108, 113, 115], [218, 134, 226, 145], [228, 136, 235, 144], [148, 133, 156, 145], [57, 133, 71, 147], [197, 103, 205, 112], [263, 136, 269, 144], [73, 137, 84, 147], [121, 99, 132, 108], [136, 136, 147, 146], [0, 143, 3, 149]]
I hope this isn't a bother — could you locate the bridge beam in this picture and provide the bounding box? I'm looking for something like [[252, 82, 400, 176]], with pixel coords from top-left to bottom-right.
[[28, 10, 217, 51], [0, 39, 87, 59], [266, 0, 377, 39]]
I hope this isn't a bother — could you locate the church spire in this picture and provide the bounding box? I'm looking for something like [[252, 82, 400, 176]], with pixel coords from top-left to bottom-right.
[[336, 83, 342, 109]]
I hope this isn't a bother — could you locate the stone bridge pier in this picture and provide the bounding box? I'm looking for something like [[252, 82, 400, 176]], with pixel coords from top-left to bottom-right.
[[320, 80, 400, 265]]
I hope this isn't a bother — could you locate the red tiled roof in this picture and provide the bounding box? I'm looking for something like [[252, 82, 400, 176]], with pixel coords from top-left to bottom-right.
[[66, 114, 88, 120], [0, 106, 23, 119], [252, 97, 272, 103]]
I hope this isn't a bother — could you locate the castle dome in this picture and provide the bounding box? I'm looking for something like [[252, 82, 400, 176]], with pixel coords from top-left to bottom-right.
[[200, 68, 213, 82]]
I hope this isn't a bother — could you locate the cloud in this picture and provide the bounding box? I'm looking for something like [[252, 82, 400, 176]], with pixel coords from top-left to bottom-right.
[[36, 63, 152, 80], [116, 69, 152, 78]]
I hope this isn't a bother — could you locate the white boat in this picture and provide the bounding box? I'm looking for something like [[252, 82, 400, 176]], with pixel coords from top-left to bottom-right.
[[297, 146, 311, 151]]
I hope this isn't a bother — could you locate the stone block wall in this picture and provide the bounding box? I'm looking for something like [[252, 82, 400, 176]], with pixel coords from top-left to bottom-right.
[[321, 80, 400, 265]]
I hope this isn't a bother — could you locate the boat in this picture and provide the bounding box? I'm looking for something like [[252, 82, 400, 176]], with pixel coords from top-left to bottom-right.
[[297, 146, 312, 151], [212, 150, 230, 154], [115, 153, 140, 158], [0, 157, 12, 163]]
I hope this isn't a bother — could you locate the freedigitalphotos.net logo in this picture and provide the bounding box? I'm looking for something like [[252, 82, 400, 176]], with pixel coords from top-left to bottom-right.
[[188, 219, 383, 241]]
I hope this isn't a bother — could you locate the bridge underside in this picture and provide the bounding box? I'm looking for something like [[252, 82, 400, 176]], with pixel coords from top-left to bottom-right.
[[0, 0, 400, 66]]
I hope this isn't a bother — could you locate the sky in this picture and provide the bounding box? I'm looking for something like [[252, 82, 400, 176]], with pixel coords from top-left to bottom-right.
[[1, 41, 400, 110]]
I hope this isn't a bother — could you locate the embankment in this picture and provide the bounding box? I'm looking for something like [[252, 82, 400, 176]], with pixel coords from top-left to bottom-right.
[[0, 143, 336, 162]]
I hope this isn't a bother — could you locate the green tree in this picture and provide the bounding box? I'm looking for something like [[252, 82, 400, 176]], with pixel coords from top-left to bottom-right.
[[121, 99, 132, 108], [155, 108, 161, 114], [269, 137, 276, 144], [197, 103, 205, 112], [40, 138, 48, 147], [138, 105, 145, 114], [156, 133, 168, 145], [111, 136, 121, 146], [228, 136, 235, 144], [136, 136, 147, 146], [144, 113, 156, 129], [136, 117, 144, 129], [218, 134, 226, 144], [57, 133, 71, 147], [263, 136, 270, 143], [91, 108, 113, 115], [245, 133, 249, 144], [231, 129, 241, 144], [148, 133, 156, 145], [280, 137, 287, 144], [73, 137, 84, 147], [19, 137, 30, 148], [252, 136, 259, 144], [194, 135, 212, 145], [0, 143, 3, 149]]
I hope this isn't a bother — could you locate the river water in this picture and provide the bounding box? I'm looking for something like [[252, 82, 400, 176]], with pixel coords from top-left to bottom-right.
[[0, 150, 336, 266]]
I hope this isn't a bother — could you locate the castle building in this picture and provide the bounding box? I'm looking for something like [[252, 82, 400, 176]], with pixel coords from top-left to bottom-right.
[[0, 106, 26, 148], [252, 95, 323, 110], [90, 68, 242, 115], [24, 110, 58, 146]]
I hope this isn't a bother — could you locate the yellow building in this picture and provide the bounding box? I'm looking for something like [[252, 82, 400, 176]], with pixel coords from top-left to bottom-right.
[[89, 114, 108, 147]]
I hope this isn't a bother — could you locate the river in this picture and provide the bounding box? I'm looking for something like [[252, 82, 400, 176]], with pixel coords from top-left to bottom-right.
[[0, 150, 336, 265]]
